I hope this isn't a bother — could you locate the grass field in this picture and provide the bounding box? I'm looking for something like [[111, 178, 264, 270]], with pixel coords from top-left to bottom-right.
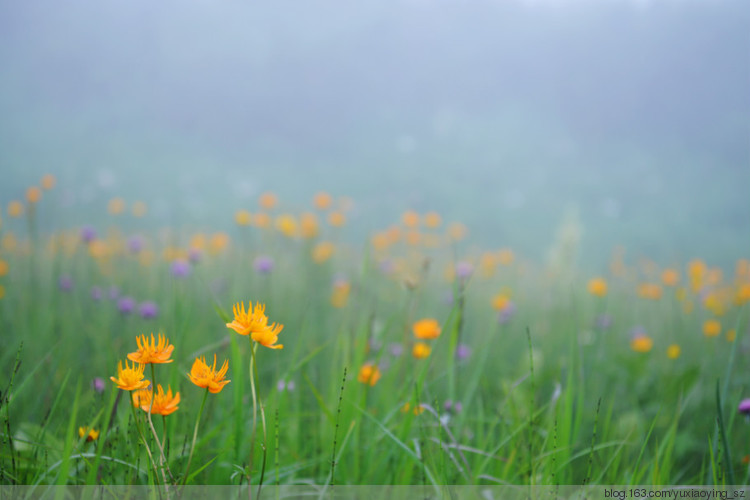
[[1, 180, 749, 488]]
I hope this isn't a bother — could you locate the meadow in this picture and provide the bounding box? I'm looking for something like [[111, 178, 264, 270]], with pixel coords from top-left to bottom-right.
[[1, 177, 749, 490]]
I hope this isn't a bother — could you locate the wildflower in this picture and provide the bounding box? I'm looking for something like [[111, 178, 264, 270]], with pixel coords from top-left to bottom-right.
[[727, 329, 736, 342], [253, 256, 274, 274], [637, 283, 663, 300], [127, 236, 144, 254], [78, 427, 100, 442], [357, 363, 381, 386], [402, 211, 420, 228], [258, 192, 277, 210], [424, 212, 442, 228], [497, 248, 514, 266], [413, 318, 441, 339], [188, 355, 230, 393], [277, 380, 296, 392], [327, 211, 346, 227], [0, 259, 7, 277], [739, 399, 750, 416], [412, 342, 431, 359], [80, 226, 97, 243], [300, 212, 319, 238], [630, 335, 653, 353], [455, 344, 472, 361], [26, 187, 42, 204], [131, 201, 147, 217], [107, 198, 125, 215], [491, 293, 510, 311], [666, 344, 681, 359], [703, 319, 721, 337], [389, 343, 404, 357], [188, 247, 202, 264], [455, 261, 474, 280], [58, 275, 73, 292], [7, 201, 23, 218], [0, 285, 5, 300], [226, 301, 284, 349], [41, 174, 56, 190], [588, 277, 607, 297], [128, 333, 173, 364], [661, 269, 680, 287], [595, 314, 612, 330], [254, 213, 271, 228], [117, 297, 136, 315], [313, 192, 332, 210], [235, 209, 252, 226], [498, 302, 517, 324], [110, 360, 150, 391], [139, 301, 159, 319], [133, 384, 180, 416], [330, 279, 351, 308], [447, 222, 467, 242], [91, 377, 105, 393], [275, 214, 298, 237], [312, 241, 335, 263], [170, 259, 191, 278], [401, 402, 425, 415]]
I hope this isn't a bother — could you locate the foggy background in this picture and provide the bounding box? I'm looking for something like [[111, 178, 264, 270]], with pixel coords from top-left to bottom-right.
[[1, 0, 748, 269]]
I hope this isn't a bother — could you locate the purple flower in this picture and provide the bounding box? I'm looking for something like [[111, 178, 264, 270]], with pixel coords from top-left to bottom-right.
[[455, 344, 472, 361], [127, 236, 144, 254], [498, 301, 517, 324], [629, 325, 647, 338], [91, 377, 105, 393], [108, 286, 120, 300], [91, 286, 103, 301], [277, 380, 296, 392], [253, 255, 274, 274], [379, 259, 395, 275], [58, 275, 73, 292], [739, 399, 750, 415], [170, 259, 191, 278], [117, 296, 136, 315], [389, 343, 404, 357], [455, 261, 474, 280], [595, 314, 612, 330], [80, 226, 97, 243], [188, 248, 202, 264], [139, 301, 159, 319]]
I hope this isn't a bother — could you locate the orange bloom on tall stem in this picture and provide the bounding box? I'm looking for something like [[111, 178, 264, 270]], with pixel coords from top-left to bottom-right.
[[133, 384, 181, 416], [226, 301, 284, 349], [357, 363, 381, 386], [128, 333, 174, 364], [413, 318, 441, 340], [188, 355, 231, 393], [110, 360, 150, 391]]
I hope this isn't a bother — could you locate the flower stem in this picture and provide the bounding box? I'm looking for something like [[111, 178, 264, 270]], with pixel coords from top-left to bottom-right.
[[248, 341, 269, 499], [182, 387, 209, 486], [129, 395, 161, 486], [147, 364, 173, 486]]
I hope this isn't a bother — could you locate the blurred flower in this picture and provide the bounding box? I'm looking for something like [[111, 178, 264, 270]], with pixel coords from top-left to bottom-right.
[[300, 212, 319, 238], [637, 283, 663, 300], [389, 343, 404, 357], [588, 277, 608, 297], [402, 211, 420, 228], [330, 279, 351, 308], [188, 247, 202, 264], [447, 222, 467, 242], [131, 201, 147, 217], [630, 333, 653, 353], [378, 259, 396, 275], [110, 360, 149, 391], [357, 363, 381, 386], [107, 198, 125, 215], [497, 248, 515, 266], [253, 255, 274, 274], [80, 226, 97, 243], [727, 329, 736, 342], [78, 427, 99, 442], [133, 384, 180, 416], [189, 355, 230, 393], [661, 269, 680, 287], [595, 314, 612, 330], [258, 192, 277, 210], [58, 275, 73, 292], [226, 301, 284, 349], [277, 379, 296, 392], [444, 400, 463, 413], [455, 261, 474, 280], [0, 259, 7, 277], [41, 174, 56, 190], [117, 296, 136, 315], [666, 344, 681, 359], [108, 286, 120, 300], [26, 187, 42, 204], [413, 318, 441, 339], [424, 212, 442, 228], [491, 293, 511, 311], [254, 213, 271, 228], [170, 259, 191, 278], [235, 209, 252, 226], [313, 192, 332, 210], [8, 201, 23, 218], [129, 333, 173, 364], [739, 399, 750, 416], [412, 342, 431, 359], [455, 344, 472, 361], [327, 211, 346, 227], [401, 402, 425, 415], [127, 236, 144, 254], [703, 319, 721, 337], [91, 377, 105, 393], [275, 214, 298, 237], [498, 302, 517, 324]]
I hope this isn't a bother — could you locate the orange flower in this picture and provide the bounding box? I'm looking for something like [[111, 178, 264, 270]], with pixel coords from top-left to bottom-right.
[[424, 212, 442, 228], [78, 427, 100, 442], [128, 333, 174, 364], [327, 211, 346, 227], [132, 201, 147, 217], [226, 301, 284, 349], [702, 319, 721, 337], [401, 211, 420, 228], [413, 318, 441, 339], [666, 344, 681, 359], [188, 355, 231, 394], [107, 197, 125, 215], [588, 277, 608, 297], [661, 269, 679, 287], [26, 187, 42, 204], [110, 360, 150, 391], [313, 192, 332, 210], [357, 363, 381, 386], [41, 174, 56, 190], [258, 192, 277, 210], [133, 384, 181, 416], [412, 342, 431, 359], [630, 335, 653, 353], [235, 209, 252, 226], [8, 201, 24, 218]]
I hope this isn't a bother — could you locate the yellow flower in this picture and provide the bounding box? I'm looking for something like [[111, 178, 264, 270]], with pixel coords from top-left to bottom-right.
[[424, 212, 442, 228], [107, 197, 125, 215], [235, 209, 252, 226], [330, 280, 351, 308], [588, 278, 608, 297], [132, 384, 180, 416], [312, 241, 335, 263], [127, 333, 174, 364], [661, 269, 679, 287], [413, 318, 441, 339], [226, 301, 284, 349], [41, 174, 56, 190], [0, 259, 8, 277], [26, 187, 42, 204], [327, 211, 346, 227], [401, 402, 425, 415], [258, 192, 277, 210], [727, 329, 736, 342], [637, 283, 663, 300], [666, 344, 681, 359], [188, 355, 231, 393], [78, 427, 100, 442], [275, 214, 298, 237], [357, 363, 381, 386], [702, 319, 721, 337], [313, 192, 332, 210], [491, 294, 510, 311], [8, 201, 24, 218], [110, 360, 150, 391], [254, 212, 271, 228], [447, 222, 467, 242], [412, 342, 431, 359], [300, 212, 319, 238], [401, 211, 420, 228], [630, 335, 653, 353]]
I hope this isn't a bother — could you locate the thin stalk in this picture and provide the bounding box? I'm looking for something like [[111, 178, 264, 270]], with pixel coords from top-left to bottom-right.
[[129, 396, 161, 486], [147, 364, 173, 486], [182, 388, 209, 486]]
